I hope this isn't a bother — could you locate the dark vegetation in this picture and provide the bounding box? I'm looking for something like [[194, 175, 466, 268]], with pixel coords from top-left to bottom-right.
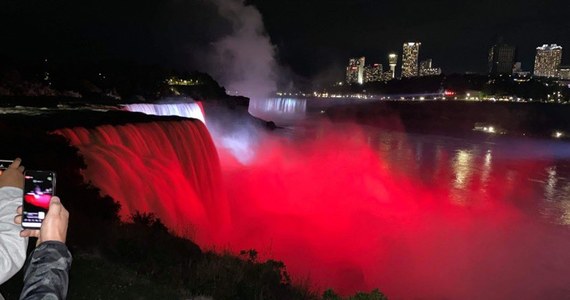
[[0, 111, 386, 299], [0, 61, 233, 105]]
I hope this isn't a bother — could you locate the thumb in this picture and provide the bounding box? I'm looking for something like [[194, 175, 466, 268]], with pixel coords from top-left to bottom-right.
[[47, 196, 63, 215]]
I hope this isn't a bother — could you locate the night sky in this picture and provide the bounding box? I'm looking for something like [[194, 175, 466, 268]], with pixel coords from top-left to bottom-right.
[[1, 0, 568, 83]]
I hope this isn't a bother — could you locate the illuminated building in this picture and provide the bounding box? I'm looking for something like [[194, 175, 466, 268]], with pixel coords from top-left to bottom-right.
[[346, 57, 366, 84], [419, 59, 442, 76], [401, 42, 421, 78], [388, 53, 398, 79], [558, 66, 570, 80], [512, 62, 530, 82], [488, 42, 516, 75], [420, 59, 432, 74], [381, 70, 394, 81], [364, 63, 383, 83], [533, 44, 562, 78]]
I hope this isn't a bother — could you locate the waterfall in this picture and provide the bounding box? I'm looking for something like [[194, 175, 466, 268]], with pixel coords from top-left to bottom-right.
[[53, 119, 227, 243], [123, 102, 206, 124]]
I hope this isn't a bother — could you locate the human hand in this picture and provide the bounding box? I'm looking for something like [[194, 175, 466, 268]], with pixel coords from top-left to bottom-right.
[[0, 158, 25, 189], [16, 197, 69, 245]]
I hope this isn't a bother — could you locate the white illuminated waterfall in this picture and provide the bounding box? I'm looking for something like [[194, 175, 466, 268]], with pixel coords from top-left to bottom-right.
[[124, 103, 206, 123], [248, 98, 307, 125]]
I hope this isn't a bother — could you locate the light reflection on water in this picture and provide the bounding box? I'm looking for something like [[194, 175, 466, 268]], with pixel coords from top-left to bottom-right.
[[453, 149, 473, 190], [369, 130, 570, 225]]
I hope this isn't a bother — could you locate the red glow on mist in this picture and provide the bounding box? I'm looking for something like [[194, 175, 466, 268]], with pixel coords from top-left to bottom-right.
[[216, 125, 532, 296], [55, 121, 570, 299]]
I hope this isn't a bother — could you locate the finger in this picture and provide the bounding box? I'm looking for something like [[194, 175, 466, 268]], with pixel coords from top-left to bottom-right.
[[17, 165, 24, 173], [8, 158, 21, 169], [14, 215, 22, 224], [47, 197, 63, 215], [17, 206, 22, 214], [20, 229, 40, 238]]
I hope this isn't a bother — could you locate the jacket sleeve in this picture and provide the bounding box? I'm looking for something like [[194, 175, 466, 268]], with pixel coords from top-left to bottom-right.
[[0, 186, 28, 285], [20, 241, 72, 300]]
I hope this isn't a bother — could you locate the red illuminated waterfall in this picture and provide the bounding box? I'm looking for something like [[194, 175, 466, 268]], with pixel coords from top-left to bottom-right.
[[54, 120, 227, 243]]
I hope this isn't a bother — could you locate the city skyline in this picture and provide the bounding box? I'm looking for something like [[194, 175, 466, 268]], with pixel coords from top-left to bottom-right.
[[345, 40, 566, 83], [345, 42, 444, 83], [248, 0, 568, 78]]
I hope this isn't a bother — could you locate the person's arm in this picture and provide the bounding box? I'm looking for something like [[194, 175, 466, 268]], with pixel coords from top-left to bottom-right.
[[0, 186, 28, 284], [18, 196, 71, 300], [19, 241, 71, 300], [0, 158, 28, 285]]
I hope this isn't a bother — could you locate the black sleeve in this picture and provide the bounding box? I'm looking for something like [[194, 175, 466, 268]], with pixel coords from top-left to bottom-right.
[[20, 241, 72, 300]]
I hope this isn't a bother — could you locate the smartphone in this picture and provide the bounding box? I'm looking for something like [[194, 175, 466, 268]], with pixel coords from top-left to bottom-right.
[[22, 170, 56, 229], [0, 159, 13, 175]]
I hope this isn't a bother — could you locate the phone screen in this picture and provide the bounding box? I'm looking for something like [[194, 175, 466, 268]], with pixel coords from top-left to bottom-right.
[[22, 170, 56, 228]]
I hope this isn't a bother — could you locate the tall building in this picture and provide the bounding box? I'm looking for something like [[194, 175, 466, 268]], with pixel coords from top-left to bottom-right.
[[388, 53, 398, 79], [533, 44, 563, 78], [420, 59, 432, 72], [401, 42, 421, 78], [364, 64, 383, 83], [488, 42, 516, 75], [558, 66, 570, 80], [346, 57, 366, 84], [419, 59, 442, 76], [381, 70, 394, 81]]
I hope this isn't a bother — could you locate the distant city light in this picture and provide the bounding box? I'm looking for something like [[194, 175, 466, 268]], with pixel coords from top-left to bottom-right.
[[166, 77, 201, 86]]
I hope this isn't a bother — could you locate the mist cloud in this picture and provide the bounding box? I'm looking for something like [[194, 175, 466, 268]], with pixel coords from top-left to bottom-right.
[[206, 0, 278, 100]]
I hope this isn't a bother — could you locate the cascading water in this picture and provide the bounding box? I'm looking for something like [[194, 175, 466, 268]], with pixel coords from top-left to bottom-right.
[[53, 119, 227, 244], [123, 102, 206, 124], [248, 97, 307, 124]]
